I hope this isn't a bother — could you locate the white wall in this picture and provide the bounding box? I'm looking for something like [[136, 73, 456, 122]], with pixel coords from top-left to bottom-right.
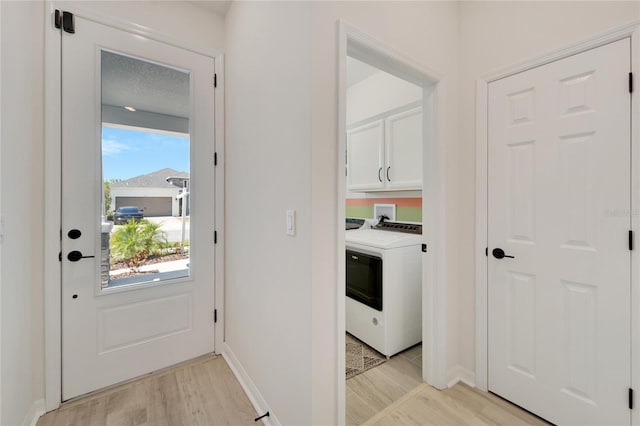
[[0, 1, 224, 423], [347, 70, 422, 125], [57, 0, 225, 49], [457, 1, 640, 380], [1, 2, 44, 423], [224, 2, 313, 425], [310, 2, 460, 422]]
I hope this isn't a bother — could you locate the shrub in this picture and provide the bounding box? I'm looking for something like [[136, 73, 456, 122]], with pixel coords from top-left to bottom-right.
[[110, 219, 167, 271]]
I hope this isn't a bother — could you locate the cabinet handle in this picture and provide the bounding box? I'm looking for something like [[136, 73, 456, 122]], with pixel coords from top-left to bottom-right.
[[386, 166, 391, 182], [378, 167, 382, 182]]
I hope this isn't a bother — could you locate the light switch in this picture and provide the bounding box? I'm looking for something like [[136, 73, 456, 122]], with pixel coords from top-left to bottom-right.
[[286, 210, 296, 236]]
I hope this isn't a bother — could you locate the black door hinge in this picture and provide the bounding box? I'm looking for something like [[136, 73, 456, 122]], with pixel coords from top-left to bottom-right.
[[630, 388, 634, 409], [630, 230, 633, 251], [214, 309, 218, 323], [62, 11, 75, 34], [485, 247, 488, 257], [214, 74, 217, 88], [54, 10, 62, 29], [214, 231, 218, 244], [214, 152, 218, 166], [58, 252, 62, 262], [421, 244, 427, 253], [630, 72, 634, 93]]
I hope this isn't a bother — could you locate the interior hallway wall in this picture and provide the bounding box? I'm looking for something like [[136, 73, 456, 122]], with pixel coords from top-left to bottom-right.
[[224, 2, 313, 425], [1, 2, 44, 424], [0, 1, 224, 424], [457, 0, 640, 379]]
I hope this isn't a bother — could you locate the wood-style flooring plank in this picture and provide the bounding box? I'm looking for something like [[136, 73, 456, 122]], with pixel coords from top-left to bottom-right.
[[348, 343, 550, 426], [347, 365, 409, 413], [346, 392, 378, 426], [37, 356, 257, 426], [364, 383, 551, 426]]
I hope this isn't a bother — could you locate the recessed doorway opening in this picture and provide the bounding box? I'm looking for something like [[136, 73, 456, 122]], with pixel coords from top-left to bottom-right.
[[337, 22, 447, 425]]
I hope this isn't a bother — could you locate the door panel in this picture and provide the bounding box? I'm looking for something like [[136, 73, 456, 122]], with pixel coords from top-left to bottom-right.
[[385, 107, 422, 190], [488, 38, 631, 425], [61, 15, 215, 399], [347, 120, 385, 191]]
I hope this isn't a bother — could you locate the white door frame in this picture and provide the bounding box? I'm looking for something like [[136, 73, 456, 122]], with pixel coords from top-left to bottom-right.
[[475, 21, 640, 423], [337, 21, 448, 424], [43, 2, 225, 411]]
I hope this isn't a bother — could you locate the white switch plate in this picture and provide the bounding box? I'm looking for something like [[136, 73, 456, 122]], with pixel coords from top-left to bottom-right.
[[286, 209, 296, 236]]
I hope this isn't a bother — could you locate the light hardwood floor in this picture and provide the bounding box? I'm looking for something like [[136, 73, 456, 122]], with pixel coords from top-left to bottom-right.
[[39, 347, 548, 426], [347, 344, 423, 425], [37, 355, 257, 426], [347, 343, 549, 426], [364, 383, 549, 426]]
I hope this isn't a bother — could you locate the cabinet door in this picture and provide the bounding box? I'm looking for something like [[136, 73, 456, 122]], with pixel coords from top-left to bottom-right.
[[347, 120, 385, 191], [385, 107, 422, 190]]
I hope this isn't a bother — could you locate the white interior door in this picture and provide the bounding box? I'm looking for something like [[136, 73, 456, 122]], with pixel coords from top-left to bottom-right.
[[488, 38, 631, 425], [61, 14, 216, 400]]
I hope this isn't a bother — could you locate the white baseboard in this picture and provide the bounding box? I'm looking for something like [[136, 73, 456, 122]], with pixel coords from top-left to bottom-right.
[[22, 399, 45, 426], [446, 365, 476, 388], [221, 343, 281, 426]]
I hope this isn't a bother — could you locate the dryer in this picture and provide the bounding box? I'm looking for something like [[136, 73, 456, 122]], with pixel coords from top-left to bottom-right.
[[345, 222, 422, 357]]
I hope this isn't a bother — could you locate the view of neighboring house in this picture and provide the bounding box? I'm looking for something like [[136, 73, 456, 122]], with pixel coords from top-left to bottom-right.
[[110, 167, 189, 217]]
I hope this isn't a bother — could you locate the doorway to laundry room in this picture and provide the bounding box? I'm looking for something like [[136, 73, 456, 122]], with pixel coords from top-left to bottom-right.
[[340, 30, 443, 423]]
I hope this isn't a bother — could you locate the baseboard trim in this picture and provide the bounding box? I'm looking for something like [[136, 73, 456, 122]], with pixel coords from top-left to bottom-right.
[[446, 365, 476, 388], [22, 399, 45, 426], [221, 343, 281, 426]]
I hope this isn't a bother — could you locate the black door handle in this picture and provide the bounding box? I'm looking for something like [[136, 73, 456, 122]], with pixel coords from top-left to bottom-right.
[[378, 167, 383, 182], [386, 166, 391, 182], [67, 250, 95, 262], [492, 248, 514, 259]]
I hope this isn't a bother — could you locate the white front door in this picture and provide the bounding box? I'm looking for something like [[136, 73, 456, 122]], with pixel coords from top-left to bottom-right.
[[61, 13, 216, 400], [488, 38, 631, 425]]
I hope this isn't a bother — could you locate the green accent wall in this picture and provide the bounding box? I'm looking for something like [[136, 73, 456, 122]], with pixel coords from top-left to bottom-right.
[[346, 205, 422, 222], [345, 205, 373, 219], [396, 207, 422, 222]]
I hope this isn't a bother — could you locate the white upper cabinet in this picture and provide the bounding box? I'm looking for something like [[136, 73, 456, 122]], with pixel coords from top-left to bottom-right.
[[385, 107, 422, 190], [346, 107, 422, 192], [346, 58, 422, 193], [347, 120, 385, 191]]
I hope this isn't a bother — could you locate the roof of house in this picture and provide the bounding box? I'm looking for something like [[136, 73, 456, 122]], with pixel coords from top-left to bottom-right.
[[111, 168, 189, 188]]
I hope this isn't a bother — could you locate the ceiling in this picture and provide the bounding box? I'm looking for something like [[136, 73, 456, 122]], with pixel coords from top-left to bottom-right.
[[347, 57, 380, 87], [189, 0, 232, 17], [101, 50, 190, 119]]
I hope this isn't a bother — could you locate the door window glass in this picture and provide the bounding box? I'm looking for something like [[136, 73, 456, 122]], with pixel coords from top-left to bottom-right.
[[100, 50, 191, 289]]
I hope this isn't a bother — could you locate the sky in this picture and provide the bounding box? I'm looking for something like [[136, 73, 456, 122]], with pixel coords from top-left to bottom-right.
[[102, 126, 190, 181]]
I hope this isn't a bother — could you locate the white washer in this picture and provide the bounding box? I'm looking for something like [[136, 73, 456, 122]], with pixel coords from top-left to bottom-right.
[[346, 227, 422, 357]]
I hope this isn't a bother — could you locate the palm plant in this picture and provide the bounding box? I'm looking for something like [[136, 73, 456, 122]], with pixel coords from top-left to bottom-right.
[[110, 219, 167, 271]]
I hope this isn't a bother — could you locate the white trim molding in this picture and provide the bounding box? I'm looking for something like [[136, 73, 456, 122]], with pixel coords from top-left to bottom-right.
[[475, 23, 640, 424], [43, 1, 62, 411], [446, 365, 476, 389], [0, 2, 3, 421], [21, 399, 45, 426], [221, 344, 280, 426], [337, 20, 449, 424], [43, 1, 225, 411]]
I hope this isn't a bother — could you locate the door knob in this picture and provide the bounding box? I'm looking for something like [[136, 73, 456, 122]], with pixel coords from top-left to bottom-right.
[[492, 248, 514, 259], [67, 250, 95, 262]]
